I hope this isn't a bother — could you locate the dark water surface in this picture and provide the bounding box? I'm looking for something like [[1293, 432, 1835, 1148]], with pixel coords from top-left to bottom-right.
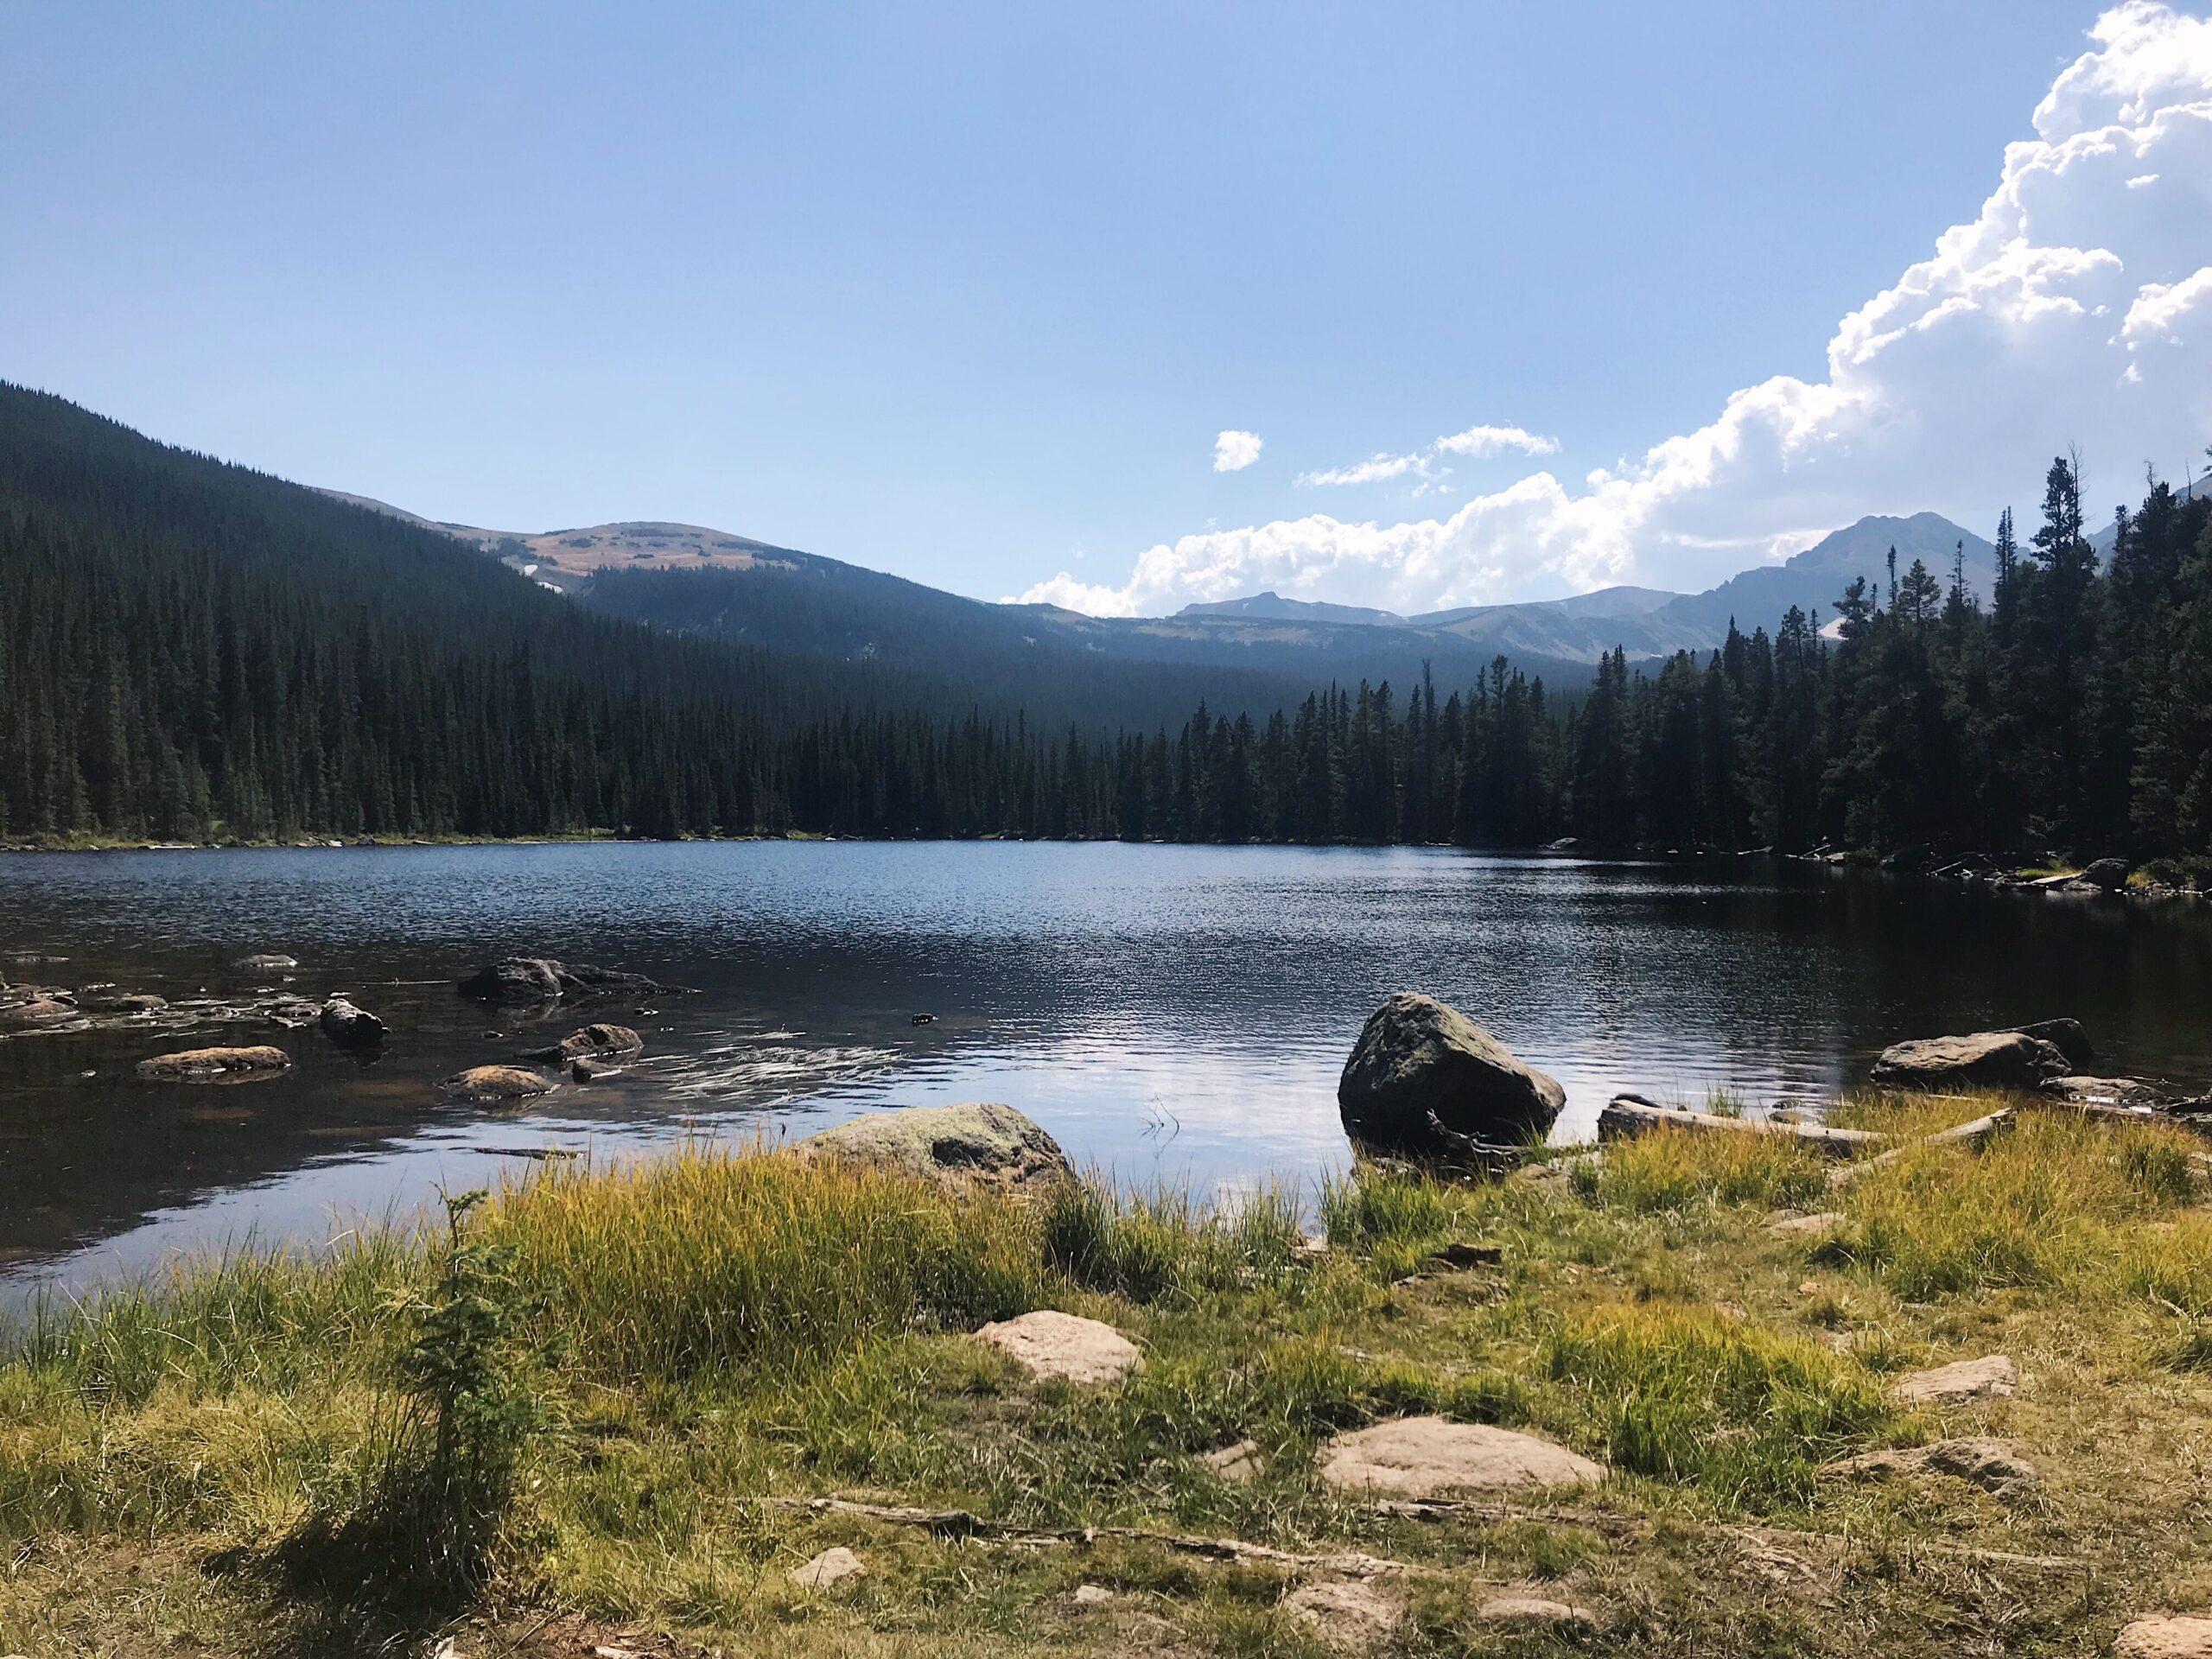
[[4, 842, 2209, 1294]]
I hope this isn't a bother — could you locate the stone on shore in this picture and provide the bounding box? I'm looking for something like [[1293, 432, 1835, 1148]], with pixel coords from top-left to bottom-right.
[[137, 1045, 291, 1083], [2118, 1616, 2212, 1658], [1769, 1210, 1846, 1238], [318, 996, 385, 1050], [796, 1102, 1073, 1193], [1870, 1031, 2069, 1091], [2080, 857, 2132, 893], [1476, 1595, 1597, 1629], [524, 1022, 644, 1064], [1203, 1439, 1263, 1483], [975, 1310, 1142, 1385], [1338, 993, 1564, 1158], [789, 1546, 865, 1590], [2044, 1074, 2169, 1109], [442, 1064, 553, 1101], [1821, 1436, 2037, 1498], [1892, 1354, 2018, 1405], [1317, 1416, 1603, 1497], [1284, 1579, 1401, 1648]]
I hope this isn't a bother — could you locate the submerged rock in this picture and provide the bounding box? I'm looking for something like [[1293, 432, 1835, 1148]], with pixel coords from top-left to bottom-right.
[[0, 988, 79, 1029], [524, 1022, 644, 1064], [75, 987, 168, 1014], [441, 1064, 552, 1100], [458, 956, 658, 1002], [795, 1102, 1073, 1193], [233, 953, 298, 972], [1338, 993, 1564, 1158], [1870, 1031, 2069, 1091], [1317, 1416, 1603, 1497], [318, 996, 385, 1050], [137, 1045, 291, 1083]]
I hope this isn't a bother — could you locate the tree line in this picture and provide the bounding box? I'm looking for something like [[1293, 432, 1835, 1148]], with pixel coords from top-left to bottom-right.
[[3, 378, 2208, 872]]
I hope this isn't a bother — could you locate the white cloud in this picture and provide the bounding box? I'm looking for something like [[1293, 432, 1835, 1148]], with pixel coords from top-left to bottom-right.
[[1433, 423, 1562, 459], [1211, 429, 1262, 472], [1294, 422, 1558, 489], [1297, 452, 1428, 486], [1020, 2, 2212, 617]]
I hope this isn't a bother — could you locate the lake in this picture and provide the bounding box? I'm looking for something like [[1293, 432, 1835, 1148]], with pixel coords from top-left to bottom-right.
[[4, 842, 2210, 1294]]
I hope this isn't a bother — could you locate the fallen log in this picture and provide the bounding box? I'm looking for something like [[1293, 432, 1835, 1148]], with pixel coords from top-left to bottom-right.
[[1598, 1094, 1885, 1159]]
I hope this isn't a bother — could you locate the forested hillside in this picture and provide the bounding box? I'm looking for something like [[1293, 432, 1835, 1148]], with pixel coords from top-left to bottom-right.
[[3, 383, 2207, 867]]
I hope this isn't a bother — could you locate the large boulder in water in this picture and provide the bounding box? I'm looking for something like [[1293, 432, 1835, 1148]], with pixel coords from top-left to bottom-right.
[[1338, 994, 1565, 1156], [2080, 857, 2131, 892], [1870, 1030, 2069, 1091], [796, 1103, 1073, 1193]]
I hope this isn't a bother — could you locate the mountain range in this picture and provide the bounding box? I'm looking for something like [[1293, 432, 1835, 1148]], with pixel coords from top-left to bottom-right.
[[321, 489, 2007, 706]]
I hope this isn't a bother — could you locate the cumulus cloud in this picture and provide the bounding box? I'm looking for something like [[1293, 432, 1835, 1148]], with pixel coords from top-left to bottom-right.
[[1433, 423, 1562, 459], [1211, 429, 1262, 472], [1020, 1, 2212, 618]]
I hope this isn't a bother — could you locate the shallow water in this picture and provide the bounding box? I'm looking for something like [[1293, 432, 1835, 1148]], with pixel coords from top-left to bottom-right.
[[3, 842, 2209, 1294]]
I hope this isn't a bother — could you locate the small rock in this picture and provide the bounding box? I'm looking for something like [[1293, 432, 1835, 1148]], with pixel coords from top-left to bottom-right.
[[1892, 1354, 2018, 1405], [0, 993, 79, 1029], [234, 953, 298, 972], [137, 1045, 291, 1083], [1821, 1436, 2037, 1499], [570, 1058, 599, 1082], [1203, 1439, 1262, 1482], [75, 987, 167, 1014], [1426, 1242, 1503, 1269], [975, 1310, 1142, 1385], [1770, 1211, 1846, 1237], [441, 1064, 552, 1101], [1318, 1416, 1604, 1497], [2044, 1075, 2169, 1110], [1072, 1583, 1114, 1605], [1476, 1595, 1597, 1628], [1284, 1579, 1401, 1649], [789, 1546, 865, 1589], [911, 1013, 936, 1026], [2118, 1616, 2212, 1657], [319, 996, 386, 1050]]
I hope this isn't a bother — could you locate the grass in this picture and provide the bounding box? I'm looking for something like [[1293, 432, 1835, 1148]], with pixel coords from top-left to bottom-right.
[[8, 1096, 2212, 1655]]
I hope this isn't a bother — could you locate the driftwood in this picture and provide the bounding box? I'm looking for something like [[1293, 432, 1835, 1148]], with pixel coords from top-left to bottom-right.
[[1599, 1094, 1884, 1159], [763, 1493, 2082, 1576], [760, 1496, 1409, 1576], [1827, 1109, 2013, 1187]]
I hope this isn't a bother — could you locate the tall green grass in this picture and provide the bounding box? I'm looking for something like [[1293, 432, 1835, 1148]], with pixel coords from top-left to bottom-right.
[[1541, 1303, 1888, 1503], [1597, 1126, 1829, 1213]]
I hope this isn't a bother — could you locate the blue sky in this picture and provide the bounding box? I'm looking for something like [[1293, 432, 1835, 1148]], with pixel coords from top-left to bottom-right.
[[5, 3, 2209, 610]]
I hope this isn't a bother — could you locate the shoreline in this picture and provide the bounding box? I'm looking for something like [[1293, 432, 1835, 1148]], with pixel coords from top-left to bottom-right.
[[2, 1090, 2208, 1656]]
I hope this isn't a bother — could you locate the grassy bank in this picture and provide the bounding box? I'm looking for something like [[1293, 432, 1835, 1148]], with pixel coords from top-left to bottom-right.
[[7, 1099, 2212, 1656]]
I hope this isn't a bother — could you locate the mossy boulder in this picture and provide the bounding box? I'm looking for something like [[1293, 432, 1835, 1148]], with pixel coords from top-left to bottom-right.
[[795, 1102, 1072, 1193]]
